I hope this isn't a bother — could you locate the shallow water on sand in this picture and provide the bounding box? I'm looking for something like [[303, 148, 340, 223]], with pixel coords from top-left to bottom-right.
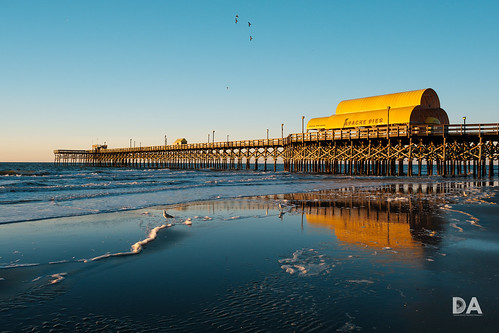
[[1, 181, 498, 332], [0, 162, 381, 224]]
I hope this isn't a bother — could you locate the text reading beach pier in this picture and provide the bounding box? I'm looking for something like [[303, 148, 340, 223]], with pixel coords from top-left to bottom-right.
[[54, 89, 499, 178]]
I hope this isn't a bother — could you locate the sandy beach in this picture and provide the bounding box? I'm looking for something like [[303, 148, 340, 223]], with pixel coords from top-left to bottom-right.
[[1, 180, 498, 332]]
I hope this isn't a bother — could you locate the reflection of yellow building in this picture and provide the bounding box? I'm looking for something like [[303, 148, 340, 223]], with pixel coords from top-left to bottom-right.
[[306, 207, 422, 254], [307, 88, 449, 130]]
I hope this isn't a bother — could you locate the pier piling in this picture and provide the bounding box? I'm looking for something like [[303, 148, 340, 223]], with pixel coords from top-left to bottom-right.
[[55, 124, 499, 178]]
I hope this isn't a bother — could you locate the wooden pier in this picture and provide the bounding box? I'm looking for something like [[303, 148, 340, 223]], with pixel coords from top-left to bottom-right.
[[54, 123, 499, 178]]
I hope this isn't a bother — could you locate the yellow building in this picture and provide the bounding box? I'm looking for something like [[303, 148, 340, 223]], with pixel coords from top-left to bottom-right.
[[173, 138, 188, 145], [91, 144, 107, 150], [307, 88, 449, 131]]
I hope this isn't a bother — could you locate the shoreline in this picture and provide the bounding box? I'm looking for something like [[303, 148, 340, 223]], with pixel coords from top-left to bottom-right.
[[2, 175, 498, 225], [1, 178, 498, 332]]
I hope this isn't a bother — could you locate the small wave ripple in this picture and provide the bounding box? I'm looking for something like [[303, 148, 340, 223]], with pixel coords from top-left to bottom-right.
[[0, 162, 352, 224]]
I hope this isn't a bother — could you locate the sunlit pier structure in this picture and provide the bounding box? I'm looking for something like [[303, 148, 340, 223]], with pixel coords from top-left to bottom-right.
[[54, 89, 499, 178]]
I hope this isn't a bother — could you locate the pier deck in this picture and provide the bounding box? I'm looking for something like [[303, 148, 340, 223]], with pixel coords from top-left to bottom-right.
[[54, 123, 499, 178]]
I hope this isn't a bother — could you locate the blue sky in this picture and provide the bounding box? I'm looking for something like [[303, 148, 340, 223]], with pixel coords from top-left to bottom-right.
[[1, 0, 498, 161]]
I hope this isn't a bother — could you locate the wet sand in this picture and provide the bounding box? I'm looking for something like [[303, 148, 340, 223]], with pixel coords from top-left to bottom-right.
[[1, 181, 498, 332]]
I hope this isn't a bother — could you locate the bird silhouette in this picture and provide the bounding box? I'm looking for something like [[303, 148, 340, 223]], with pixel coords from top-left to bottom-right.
[[235, 14, 239, 24], [163, 210, 174, 219], [248, 22, 251, 27], [249, 36, 253, 41]]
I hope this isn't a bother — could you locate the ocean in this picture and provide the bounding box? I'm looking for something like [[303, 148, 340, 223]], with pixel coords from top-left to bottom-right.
[[0, 162, 423, 224], [1, 162, 498, 332]]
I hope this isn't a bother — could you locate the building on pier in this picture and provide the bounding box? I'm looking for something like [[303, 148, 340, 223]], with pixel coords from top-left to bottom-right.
[[173, 138, 188, 145], [307, 88, 449, 131], [54, 89, 499, 178]]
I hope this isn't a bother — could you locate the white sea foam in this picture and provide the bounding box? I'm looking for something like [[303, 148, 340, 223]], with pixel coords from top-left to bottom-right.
[[440, 206, 483, 229], [88, 223, 171, 262], [450, 223, 463, 234], [294, 265, 307, 274], [0, 262, 40, 269], [50, 272, 67, 284], [346, 279, 374, 284], [49, 260, 70, 265], [279, 249, 332, 276]]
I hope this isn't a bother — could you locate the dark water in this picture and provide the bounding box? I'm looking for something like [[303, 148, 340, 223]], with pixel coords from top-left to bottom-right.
[[1, 163, 498, 332]]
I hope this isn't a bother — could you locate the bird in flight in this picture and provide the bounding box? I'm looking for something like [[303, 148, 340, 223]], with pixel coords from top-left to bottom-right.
[[235, 14, 238, 24], [248, 22, 251, 27], [249, 36, 253, 41]]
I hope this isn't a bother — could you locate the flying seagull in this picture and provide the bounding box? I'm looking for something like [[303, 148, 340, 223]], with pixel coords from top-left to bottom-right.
[[235, 14, 239, 24], [249, 36, 253, 41], [248, 22, 251, 27]]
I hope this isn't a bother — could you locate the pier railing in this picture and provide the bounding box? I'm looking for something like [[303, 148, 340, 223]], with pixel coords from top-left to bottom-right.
[[54, 123, 499, 178], [61, 138, 286, 155], [289, 123, 499, 142], [53, 124, 499, 156]]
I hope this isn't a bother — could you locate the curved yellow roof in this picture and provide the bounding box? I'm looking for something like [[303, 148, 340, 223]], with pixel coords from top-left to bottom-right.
[[306, 88, 448, 130], [336, 88, 440, 114], [307, 117, 330, 131], [321, 106, 449, 128]]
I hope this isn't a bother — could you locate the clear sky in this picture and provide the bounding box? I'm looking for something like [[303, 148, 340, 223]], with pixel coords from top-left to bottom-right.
[[1, 0, 498, 162]]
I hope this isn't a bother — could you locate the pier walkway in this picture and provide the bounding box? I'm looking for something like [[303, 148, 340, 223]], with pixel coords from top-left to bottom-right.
[[54, 123, 499, 178]]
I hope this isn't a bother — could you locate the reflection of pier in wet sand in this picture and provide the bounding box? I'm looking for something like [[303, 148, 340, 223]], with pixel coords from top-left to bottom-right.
[[259, 181, 496, 254], [175, 182, 494, 256], [1, 181, 497, 332]]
